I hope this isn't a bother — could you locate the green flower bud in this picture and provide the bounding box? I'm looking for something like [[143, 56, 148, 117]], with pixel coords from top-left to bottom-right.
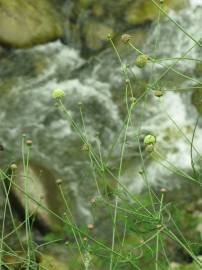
[[52, 89, 65, 99], [107, 33, 112, 40], [144, 134, 156, 145], [10, 164, 17, 170], [135, 54, 148, 68]]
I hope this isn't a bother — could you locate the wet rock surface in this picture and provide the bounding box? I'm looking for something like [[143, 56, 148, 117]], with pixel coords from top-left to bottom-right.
[[0, 0, 187, 52], [0, 0, 63, 48]]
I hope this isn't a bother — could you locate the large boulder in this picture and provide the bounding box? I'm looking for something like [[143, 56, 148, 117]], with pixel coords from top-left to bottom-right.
[[9, 161, 73, 233], [0, 0, 63, 48]]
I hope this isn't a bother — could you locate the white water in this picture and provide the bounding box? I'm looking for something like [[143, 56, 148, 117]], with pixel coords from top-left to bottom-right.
[[190, 0, 202, 7], [1, 2, 202, 221], [121, 2, 202, 192]]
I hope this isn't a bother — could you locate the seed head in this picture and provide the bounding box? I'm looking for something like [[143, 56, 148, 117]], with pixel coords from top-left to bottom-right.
[[87, 223, 94, 230], [160, 188, 167, 193], [56, 179, 63, 186], [78, 101, 82, 107], [82, 143, 89, 152], [26, 140, 32, 146], [154, 90, 164, 97], [125, 79, 130, 84], [52, 88, 65, 99], [130, 97, 136, 104], [90, 197, 96, 205], [144, 134, 156, 145], [121, 34, 131, 44], [10, 164, 17, 171], [135, 54, 148, 68]]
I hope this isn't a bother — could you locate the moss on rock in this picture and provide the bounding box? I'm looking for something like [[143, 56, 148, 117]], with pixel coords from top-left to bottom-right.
[[126, 0, 188, 25], [0, 0, 63, 48]]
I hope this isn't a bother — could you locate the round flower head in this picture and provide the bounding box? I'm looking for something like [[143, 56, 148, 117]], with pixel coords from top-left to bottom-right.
[[26, 139, 33, 146], [144, 134, 156, 145], [10, 164, 17, 170], [154, 90, 163, 97], [52, 88, 65, 99], [121, 34, 131, 44], [135, 54, 148, 68]]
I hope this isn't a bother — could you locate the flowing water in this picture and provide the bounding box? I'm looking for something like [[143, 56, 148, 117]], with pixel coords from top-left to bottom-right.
[[0, 0, 202, 223]]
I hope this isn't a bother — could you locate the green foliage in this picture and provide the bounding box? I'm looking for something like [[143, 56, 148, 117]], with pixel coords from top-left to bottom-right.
[[1, 1, 202, 270]]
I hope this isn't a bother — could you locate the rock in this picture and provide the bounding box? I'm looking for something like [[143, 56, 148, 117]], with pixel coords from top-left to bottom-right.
[[39, 254, 68, 270], [83, 21, 114, 51], [0, 0, 188, 51], [3, 252, 25, 269], [9, 161, 72, 233], [126, 0, 188, 25], [92, 3, 105, 17], [169, 262, 181, 269], [3, 252, 68, 270], [168, 261, 200, 269], [191, 86, 202, 114], [0, 0, 63, 48]]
